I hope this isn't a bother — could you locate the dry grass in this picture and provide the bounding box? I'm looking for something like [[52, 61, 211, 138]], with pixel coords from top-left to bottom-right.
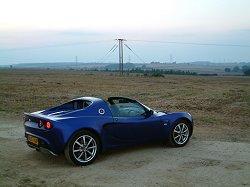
[[0, 68, 250, 141]]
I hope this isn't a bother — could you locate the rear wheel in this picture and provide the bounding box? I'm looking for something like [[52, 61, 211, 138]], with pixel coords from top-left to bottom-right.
[[169, 120, 191, 147], [64, 130, 99, 166]]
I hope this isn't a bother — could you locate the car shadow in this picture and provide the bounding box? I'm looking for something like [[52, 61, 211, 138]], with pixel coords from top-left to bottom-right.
[[24, 150, 71, 168], [97, 142, 169, 163], [24, 142, 173, 167]]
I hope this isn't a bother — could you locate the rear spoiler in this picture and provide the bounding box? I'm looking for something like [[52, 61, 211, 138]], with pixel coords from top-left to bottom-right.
[[24, 112, 55, 129], [23, 112, 55, 122]]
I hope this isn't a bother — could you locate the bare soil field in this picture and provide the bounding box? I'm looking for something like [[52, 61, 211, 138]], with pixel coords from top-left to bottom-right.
[[0, 69, 250, 186]]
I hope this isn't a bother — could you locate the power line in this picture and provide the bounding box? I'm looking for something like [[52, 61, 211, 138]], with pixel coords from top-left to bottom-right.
[[1, 38, 249, 67], [2, 39, 249, 53], [124, 43, 146, 63], [98, 43, 118, 62], [0, 40, 114, 52], [128, 39, 250, 48]]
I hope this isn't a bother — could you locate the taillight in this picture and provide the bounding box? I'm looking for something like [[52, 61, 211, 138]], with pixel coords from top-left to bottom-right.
[[23, 115, 27, 122], [38, 120, 52, 129], [45, 121, 52, 129], [38, 120, 43, 128]]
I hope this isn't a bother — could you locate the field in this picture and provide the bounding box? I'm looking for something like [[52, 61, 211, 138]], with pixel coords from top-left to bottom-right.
[[0, 69, 250, 186]]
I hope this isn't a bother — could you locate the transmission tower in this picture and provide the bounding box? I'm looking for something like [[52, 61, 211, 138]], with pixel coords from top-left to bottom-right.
[[116, 39, 126, 75]]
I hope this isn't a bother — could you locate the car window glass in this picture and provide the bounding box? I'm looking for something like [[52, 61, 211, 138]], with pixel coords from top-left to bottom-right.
[[59, 100, 91, 110], [108, 98, 146, 117]]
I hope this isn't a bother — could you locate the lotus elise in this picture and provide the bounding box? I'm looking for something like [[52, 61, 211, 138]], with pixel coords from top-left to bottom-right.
[[23, 96, 193, 166]]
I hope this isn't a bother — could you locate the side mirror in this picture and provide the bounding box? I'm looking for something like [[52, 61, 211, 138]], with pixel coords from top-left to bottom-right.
[[144, 110, 154, 117]]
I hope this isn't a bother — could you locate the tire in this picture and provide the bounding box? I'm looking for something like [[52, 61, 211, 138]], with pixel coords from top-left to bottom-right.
[[169, 120, 191, 147], [64, 130, 100, 166]]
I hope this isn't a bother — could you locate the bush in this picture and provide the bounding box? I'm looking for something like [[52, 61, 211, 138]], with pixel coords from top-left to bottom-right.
[[151, 72, 165, 77], [233, 66, 240, 72], [143, 72, 164, 77], [243, 68, 250, 76]]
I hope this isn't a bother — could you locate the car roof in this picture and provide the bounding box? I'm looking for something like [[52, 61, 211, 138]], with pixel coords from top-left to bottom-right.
[[72, 96, 135, 102], [72, 97, 103, 102], [107, 96, 135, 101]]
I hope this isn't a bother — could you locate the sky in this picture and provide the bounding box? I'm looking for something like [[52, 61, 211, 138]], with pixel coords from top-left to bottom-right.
[[0, 0, 250, 65]]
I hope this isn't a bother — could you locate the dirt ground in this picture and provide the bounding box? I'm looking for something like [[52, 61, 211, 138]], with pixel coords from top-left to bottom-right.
[[0, 69, 250, 186], [0, 119, 249, 187]]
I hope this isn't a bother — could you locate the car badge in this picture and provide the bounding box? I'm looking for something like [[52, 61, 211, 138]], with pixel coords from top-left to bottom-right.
[[99, 108, 105, 115]]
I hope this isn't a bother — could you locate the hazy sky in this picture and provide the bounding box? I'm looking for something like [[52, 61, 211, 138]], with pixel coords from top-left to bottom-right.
[[0, 0, 250, 65]]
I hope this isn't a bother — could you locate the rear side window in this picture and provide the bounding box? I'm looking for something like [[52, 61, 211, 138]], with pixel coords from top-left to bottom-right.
[[59, 100, 91, 110]]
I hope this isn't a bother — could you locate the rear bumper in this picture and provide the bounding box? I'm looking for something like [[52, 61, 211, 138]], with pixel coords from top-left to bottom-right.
[[26, 140, 58, 156], [25, 132, 58, 156], [24, 121, 65, 155]]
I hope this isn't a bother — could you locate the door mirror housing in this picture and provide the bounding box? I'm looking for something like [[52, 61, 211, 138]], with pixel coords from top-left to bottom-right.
[[144, 109, 154, 117]]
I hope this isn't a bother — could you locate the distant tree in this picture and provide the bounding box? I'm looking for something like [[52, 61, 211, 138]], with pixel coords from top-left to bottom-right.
[[242, 66, 250, 76], [232, 66, 240, 72], [224, 68, 231, 72], [244, 69, 250, 76], [242, 65, 250, 72]]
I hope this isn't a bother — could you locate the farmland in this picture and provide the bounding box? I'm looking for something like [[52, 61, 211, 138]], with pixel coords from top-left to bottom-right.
[[0, 68, 250, 186], [1, 69, 250, 136]]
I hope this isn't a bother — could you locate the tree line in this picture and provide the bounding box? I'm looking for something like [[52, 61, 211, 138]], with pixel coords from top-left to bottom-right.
[[225, 65, 250, 76]]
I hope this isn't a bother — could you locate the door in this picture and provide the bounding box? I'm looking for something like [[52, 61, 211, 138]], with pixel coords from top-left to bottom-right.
[[113, 114, 163, 142], [107, 97, 163, 143]]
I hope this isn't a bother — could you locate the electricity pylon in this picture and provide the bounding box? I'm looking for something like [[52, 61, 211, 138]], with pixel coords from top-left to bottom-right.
[[116, 39, 126, 75]]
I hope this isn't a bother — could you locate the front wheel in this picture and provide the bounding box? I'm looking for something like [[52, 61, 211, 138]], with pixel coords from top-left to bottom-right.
[[64, 130, 100, 166], [169, 120, 191, 147]]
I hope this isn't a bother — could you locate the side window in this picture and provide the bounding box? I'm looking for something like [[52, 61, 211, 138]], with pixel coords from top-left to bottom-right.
[[59, 100, 91, 110], [108, 98, 146, 117]]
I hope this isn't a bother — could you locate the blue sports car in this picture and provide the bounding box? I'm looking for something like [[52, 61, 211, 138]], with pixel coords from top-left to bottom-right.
[[24, 96, 193, 166]]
